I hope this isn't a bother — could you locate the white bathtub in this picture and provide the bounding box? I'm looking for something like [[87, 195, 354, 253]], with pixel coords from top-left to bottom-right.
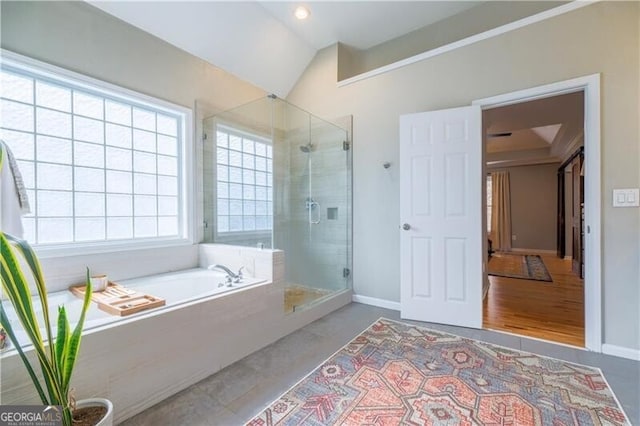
[[2, 268, 267, 350], [118, 268, 267, 308]]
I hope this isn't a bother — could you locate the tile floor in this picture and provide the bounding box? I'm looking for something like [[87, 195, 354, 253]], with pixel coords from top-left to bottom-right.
[[121, 302, 640, 425]]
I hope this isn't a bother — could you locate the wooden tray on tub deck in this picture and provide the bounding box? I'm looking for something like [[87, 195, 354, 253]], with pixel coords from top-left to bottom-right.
[[69, 282, 166, 317]]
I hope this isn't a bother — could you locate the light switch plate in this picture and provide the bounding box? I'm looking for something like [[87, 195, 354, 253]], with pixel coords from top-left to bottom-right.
[[613, 188, 640, 207]]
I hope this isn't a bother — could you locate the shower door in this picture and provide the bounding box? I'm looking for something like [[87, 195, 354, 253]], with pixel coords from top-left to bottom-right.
[[202, 96, 351, 312], [280, 113, 351, 310]]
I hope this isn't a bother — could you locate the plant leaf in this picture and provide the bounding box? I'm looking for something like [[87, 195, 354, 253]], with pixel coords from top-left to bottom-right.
[[55, 306, 70, 385], [0, 230, 94, 423], [0, 300, 48, 404], [5, 234, 56, 368], [62, 268, 92, 395], [0, 236, 42, 344], [0, 233, 64, 408]]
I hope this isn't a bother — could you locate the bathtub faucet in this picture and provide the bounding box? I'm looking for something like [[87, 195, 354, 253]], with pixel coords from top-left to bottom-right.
[[208, 264, 244, 283]]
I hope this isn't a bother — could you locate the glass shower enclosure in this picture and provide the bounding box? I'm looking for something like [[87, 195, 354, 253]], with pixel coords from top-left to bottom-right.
[[202, 96, 351, 312]]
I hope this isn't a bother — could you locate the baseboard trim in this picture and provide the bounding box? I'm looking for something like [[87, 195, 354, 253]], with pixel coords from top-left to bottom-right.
[[510, 248, 557, 255], [602, 343, 640, 361], [352, 294, 400, 311]]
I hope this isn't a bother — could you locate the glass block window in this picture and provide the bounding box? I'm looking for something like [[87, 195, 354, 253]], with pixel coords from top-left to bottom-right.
[[0, 62, 187, 246], [216, 127, 272, 233]]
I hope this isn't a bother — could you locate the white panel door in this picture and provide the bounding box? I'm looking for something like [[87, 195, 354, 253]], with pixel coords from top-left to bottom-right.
[[399, 106, 483, 328]]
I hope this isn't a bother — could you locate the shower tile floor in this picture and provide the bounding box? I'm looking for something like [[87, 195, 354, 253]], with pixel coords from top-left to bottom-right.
[[120, 303, 640, 426], [284, 284, 331, 313]]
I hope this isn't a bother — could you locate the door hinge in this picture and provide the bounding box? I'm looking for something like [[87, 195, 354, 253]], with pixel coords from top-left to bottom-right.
[[203, 132, 208, 140], [343, 267, 351, 278], [343, 141, 350, 151]]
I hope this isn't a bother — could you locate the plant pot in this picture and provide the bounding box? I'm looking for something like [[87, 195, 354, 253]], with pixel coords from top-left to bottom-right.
[[75, 398, 114, 426]]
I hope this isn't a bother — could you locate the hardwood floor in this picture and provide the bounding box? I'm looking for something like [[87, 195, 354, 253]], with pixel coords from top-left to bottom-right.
[[483, 253, 585, 347]]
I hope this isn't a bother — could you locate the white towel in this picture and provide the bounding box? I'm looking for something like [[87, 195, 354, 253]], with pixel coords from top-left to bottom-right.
[[1, 140, 30, 213], [0, 141, 28, 238]]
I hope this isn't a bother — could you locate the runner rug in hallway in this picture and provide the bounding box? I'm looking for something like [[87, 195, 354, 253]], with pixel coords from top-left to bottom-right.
[[488, 253, 553, 282], [249, 318, 628, 425]]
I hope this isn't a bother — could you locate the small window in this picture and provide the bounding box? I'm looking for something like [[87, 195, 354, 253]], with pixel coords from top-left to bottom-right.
[[0, 53, 191, 250], [215, 126, 272, 234]]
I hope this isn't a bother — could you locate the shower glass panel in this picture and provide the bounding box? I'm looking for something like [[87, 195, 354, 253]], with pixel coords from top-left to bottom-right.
[[203, 96, 351, 312], [203, 97, 274, 247]]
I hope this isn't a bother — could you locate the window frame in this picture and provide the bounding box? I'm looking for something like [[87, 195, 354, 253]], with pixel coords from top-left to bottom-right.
[[213, 124, 273, 241], [0, 49, 195, 258]]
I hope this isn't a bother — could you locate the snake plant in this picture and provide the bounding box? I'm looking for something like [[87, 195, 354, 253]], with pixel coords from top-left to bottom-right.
[[0, 232, 92, 426]]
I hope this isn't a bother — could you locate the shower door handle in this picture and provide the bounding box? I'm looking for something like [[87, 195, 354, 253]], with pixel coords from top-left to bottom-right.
[[309, 201, 320, 224]]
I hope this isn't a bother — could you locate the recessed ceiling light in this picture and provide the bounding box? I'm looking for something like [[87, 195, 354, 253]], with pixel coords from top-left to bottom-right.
[[294, 6, 310, 20]]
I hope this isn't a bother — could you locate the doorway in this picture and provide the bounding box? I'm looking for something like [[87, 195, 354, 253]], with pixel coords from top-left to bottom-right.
[[481, 91, 585, 346], [399, 75, 601, 352], [473, 75, 601, 351]]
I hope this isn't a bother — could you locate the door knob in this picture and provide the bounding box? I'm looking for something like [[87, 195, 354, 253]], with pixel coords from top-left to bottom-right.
[[402, 223, 411, 231]]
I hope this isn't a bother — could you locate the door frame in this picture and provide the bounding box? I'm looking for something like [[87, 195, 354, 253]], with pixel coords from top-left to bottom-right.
[[472, 74, 601, 352]]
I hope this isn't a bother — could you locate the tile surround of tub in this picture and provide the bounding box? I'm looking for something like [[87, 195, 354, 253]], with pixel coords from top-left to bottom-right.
[[198, 243, 283, 284], [31, 244, 199, 295]]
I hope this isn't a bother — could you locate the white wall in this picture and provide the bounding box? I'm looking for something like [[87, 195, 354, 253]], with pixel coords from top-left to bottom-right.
[[340, 1, 564, 79], [287, 2, 640, 351]]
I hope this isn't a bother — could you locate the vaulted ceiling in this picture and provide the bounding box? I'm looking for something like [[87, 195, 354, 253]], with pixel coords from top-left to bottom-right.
[[89, 1, 481, 97], [91, 1, 582, 169]]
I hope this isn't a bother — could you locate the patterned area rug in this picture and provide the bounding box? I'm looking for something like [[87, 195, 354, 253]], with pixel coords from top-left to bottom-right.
[[488, 253, 553, 282], [249, 318, 628, 425]]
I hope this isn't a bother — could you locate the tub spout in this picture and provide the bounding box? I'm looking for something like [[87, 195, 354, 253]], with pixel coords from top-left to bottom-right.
[[208, 264, 235, 277], [208, 264, 244, 282]]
